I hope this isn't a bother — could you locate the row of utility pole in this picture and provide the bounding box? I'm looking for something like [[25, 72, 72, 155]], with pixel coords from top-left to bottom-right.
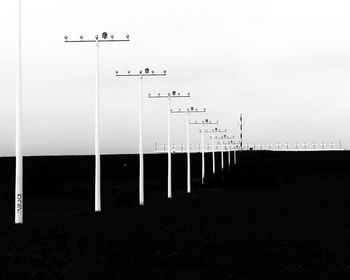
[[14, 0, 243, 224]]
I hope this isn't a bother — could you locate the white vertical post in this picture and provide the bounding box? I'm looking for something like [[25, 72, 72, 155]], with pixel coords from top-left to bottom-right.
[[221, 140, 224, 172], [228, 143, 231, 167], [167, 96, 172, 198], [95, 39, 101, 212], [233, 144, 237, 165], [212, 131, 215, 176], [186, 111, 191, 193], [201, 124, 205, 184], [139, 75, 144, 205], [15, 0, 23, 224]]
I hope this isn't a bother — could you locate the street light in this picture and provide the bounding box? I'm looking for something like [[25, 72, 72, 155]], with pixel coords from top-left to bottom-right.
[[170, 107, 206, 193], [191, 119, 219, 185], [64, 33, 129, 212], [116, 69, 167, 205], [148, 91, 190, 199], [15, 0, 23, 224]]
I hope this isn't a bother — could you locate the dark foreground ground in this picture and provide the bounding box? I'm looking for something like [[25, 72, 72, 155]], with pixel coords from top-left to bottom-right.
[[0, 151, 350, 279]]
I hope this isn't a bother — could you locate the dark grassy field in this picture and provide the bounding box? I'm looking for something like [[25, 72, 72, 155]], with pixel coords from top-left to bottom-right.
[[0, 151, 350, 279]]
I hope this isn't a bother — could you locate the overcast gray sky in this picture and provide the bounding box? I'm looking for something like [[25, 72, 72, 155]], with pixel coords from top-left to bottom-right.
[[0, 0, 349, 155]]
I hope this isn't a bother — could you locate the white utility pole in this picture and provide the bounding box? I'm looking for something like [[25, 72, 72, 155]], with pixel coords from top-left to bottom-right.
[[116, 69, 167, 205], [191, 119, 219, 185], [148, 91, 190, 198], [15, 0, 23, 224], [95, 37, 101, 211], [221, 135, 235, 170], [204, 128, 227, 177], [65, 32, 129, 212], [233, 141, 237, 165], [171, 107, 206, 193]]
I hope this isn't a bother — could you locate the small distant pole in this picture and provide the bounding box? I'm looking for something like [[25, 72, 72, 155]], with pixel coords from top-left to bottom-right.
[[233, 141, 237, 164], [220, 135, 235, 170], [340, 140, 342, 150], [220, 140, 224, 172], [203, 128, 226, 177]]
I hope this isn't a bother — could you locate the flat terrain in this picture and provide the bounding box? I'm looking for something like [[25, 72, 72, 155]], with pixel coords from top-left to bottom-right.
[[0, 151, 350, 279]]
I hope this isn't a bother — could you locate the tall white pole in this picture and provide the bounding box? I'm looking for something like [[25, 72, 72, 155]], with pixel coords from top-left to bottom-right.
[[15, 0, 23, 224], [186, 111, 191, 193], [139, 75, 144, 205], [95, 39, 101, 212], [201, 124, 205, 184], [221, 140, 224, 172], [167, 96, 172, 198], [211, 131, 215, 176]]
